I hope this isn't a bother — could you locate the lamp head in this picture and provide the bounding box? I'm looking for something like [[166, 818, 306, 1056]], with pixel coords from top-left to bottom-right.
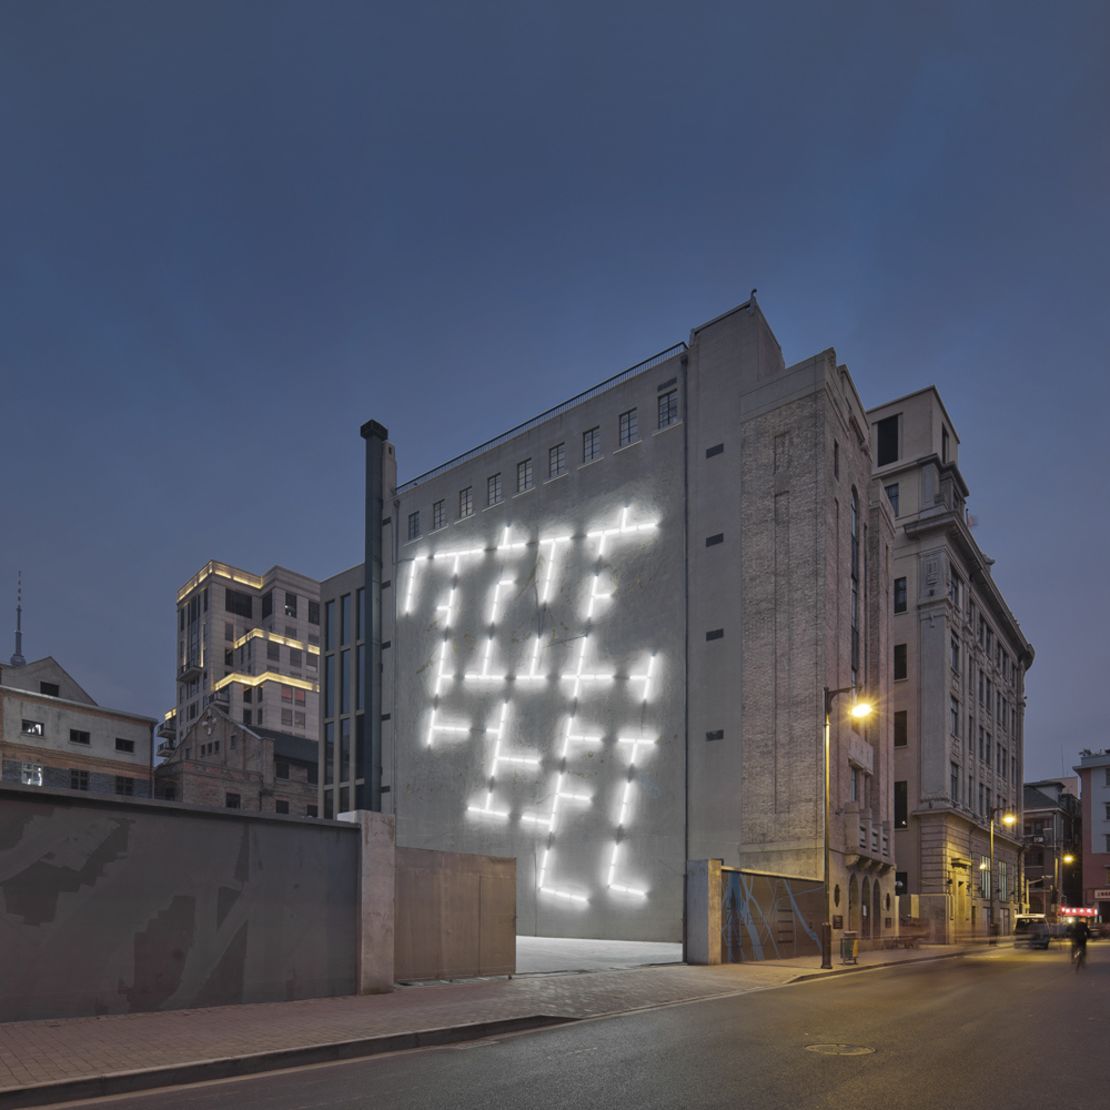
[[1063, 853, 1076, 865], [849, 700, 874, 721], [1001, 812, 1017, 828]]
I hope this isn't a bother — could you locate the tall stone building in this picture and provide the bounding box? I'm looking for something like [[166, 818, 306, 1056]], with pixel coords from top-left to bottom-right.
[[1073, 750, 1110, 921], [867, 388, 1033, 941], [160, 562, 322, 753], [1022, 777, 1081, 916], [322, 297, 895, 944]]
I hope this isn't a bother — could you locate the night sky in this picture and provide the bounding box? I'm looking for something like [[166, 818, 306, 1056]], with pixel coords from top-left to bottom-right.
[[3, 1, 1107, 780]]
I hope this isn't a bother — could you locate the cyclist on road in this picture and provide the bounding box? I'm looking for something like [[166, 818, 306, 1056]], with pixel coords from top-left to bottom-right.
[[1069, 919, 1090, 969]]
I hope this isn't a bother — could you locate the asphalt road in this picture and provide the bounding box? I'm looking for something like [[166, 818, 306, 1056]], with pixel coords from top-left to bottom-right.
[[69, 945, 1107, 1110]]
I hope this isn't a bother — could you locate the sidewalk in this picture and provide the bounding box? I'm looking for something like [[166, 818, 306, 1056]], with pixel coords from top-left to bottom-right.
[[0, 944, 965, 1107]]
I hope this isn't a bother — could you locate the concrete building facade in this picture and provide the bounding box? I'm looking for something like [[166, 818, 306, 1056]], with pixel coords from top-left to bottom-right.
[[161, 562, 322, 755], [0, 657, 154, 798], [322, 298, 896, 944], [868, 388, 1033, 941], [1022, 777, 1081, 917], [1073, 749, 1110, 921]]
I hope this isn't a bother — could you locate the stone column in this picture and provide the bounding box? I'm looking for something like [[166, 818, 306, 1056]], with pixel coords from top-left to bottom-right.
[[339, 809, 396, 993], [686, 859, 722, 964]]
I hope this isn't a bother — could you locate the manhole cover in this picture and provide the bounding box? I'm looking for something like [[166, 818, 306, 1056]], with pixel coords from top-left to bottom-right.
[[805, 1043, 875, 1056]]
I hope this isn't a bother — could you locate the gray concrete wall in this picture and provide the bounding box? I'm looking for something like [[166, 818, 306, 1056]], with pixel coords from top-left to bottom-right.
[[395, 846, 516, 980], [0, 785, 359, 1022]]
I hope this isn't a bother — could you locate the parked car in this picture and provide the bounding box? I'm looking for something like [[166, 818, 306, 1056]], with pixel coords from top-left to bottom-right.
[[1015, 914, 1051, 949]]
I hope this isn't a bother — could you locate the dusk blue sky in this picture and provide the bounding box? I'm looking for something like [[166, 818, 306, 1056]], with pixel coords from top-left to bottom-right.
[[2, 1, 1107, 781]]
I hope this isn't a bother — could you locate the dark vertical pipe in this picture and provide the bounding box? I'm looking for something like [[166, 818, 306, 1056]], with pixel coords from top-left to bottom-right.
[[359, 420, 388, 811]]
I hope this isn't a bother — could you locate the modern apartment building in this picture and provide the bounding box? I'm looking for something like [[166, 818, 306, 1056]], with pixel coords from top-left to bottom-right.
[[160, 562, 322, 757], [323, 297, 896, 944], [1022, 777, 1081, 917], [1, 656, 154, 798], [868, 388, 1033, 942], [1073, 750, 1110, 920]]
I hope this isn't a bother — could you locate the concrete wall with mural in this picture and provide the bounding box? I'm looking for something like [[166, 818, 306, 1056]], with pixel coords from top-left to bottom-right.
[[720, 867, 823, 962], [0, 785, 359, 1022]]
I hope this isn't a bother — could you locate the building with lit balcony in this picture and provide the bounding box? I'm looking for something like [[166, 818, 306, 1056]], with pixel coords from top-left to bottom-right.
[[868, 388, 1033, 942], [159, 562, 322, 767], [322, 296, 896, 945]]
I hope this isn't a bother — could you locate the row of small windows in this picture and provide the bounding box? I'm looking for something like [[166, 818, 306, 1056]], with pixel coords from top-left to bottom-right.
[[20, 720, 136, 753], [405, 391, 680, 541]]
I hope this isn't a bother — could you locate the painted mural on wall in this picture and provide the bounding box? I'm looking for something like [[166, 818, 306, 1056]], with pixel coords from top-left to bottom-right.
[[720, 869, 823, 961]]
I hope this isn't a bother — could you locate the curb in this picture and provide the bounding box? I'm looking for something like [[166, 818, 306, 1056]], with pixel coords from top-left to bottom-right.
[[0, 1014, 575, 1109], [788, 949, 971, 983]]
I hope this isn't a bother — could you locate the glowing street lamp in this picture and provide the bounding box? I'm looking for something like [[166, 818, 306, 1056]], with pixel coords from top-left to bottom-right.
[[821, 687, 875, 968], [989, 807, 1017, 944]]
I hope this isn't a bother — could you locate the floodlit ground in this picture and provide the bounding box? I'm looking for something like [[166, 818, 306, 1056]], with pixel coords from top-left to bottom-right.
[[515, 935, 683, 973]]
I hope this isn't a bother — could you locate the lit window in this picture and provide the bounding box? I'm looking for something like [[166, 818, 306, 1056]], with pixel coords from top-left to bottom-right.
[[619, 408, 638, 447], [407, 510, 420, 541], [459, 486, 473, 518], [517, 458, 533, 493], [21, 763, 43, 787], [549, 443, 566, 478], [487, 473, 503, 506], [21, 719, 44, 737], [432, 499, 445, 530], [284, 592, 297, 618], [582, 427, 600, 463], [658, 389, 679, 429]]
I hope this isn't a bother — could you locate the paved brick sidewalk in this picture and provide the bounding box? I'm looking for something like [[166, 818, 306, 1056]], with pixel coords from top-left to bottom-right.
[[0, 945, 964, 1096]]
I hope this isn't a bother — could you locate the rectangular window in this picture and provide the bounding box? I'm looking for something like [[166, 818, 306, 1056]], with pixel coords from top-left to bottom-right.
[[487, 473, 503, 505], [942, 426, 950, 462], [876, 414, 899, 466], [69, 729, 90, 746], [226, 792, 241, 809], [276, 760, 290, 780], [619, 408, 638, 447], [549, 442, 567, 478], [516, 459, 533, 493], [459, 486, 473, 518], [894, 711, 908, 747], [21, 763, 43, 787], [951, 762, 960, 802], [325, 599, 335, 651], [950, 635, 960, 672], [284, 592, 297, 618], [39, 681, 60, 697], [70, 769, 89, 791], [276, 800, 290, 815], [582, 427, 600, 463], [281, 708, 293, 726], [289, 648, 302, 668], [115, 737, 135, 753], [894, 577, 907, 613], [266, 641, 280, 662], [115, 776, 134, 797], [308, 599, 320, 625], [262, 591, 273, 620], [834, 440, 839, 478], [407, 510, 420, 541], [432, 499, 445, 529], [21, 719, 44, 737], [885, 483, 900, 516], [950, 697, 960, 737], [340, 593, 351, 645], [893, 643, 907, 681], [658, 389, 679, 429], [340, 648, 350, 714], [225, 588, 253, 619], [306, 804, 318, 818], [243, 708, 252, 725], [281, 685, 294, 703], [324, 654, 334, 719], [894, 781, 908, 828]]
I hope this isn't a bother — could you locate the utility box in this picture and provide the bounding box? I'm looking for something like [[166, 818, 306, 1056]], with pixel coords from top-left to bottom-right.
[[840, 931, 860, 964]]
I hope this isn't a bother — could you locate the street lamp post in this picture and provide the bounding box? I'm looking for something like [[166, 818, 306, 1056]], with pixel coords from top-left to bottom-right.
[[989, 806, 1017, 944], [821, 686, 874, 969]]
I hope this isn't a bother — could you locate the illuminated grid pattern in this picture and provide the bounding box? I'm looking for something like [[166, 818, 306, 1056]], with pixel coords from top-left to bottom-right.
[[403, 508, 660, 906]]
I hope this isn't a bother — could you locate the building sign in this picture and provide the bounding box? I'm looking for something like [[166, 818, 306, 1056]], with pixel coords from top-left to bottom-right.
[[1059, 906, 1097, 917], [1093, 889, 1110, 901]]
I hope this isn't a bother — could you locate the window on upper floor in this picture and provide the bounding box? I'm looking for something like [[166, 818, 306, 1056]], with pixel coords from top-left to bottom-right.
[[226, 793, 241, 809], [262, 591, 273, 620], [308, 600, 320, 625], [432, 499, 445, 530], [487, 473, 503, 506], [516, 459, 533, 493], [894, 577, 907, 613], [115, 776, 134, 797], [549, 442, 566, 478], [894, 781, 908, 827], [885, 483, 900, 516], [875, 414, 899, 466], [942, 426, 950, 463], [619, 408, 639, 447], [39, 681, 60, 697], [658, 389, 679, 429], [70, 769, 89, 791], [951, 762, 960, 803], [950, 636, 960, 672], [21, 719, 44, 737], [407, 510, 420, 541], [894, 710, 908, 747], [284, 592, 297, 618], [582, 427, 601, 463], [893, 643, 907, 681], [115, 738, 135, 753], [226, 588, 253, 619], [950, 697, 960, 737], [69, 729, 90, 746], [459, 486, 473, 519], [21, 763, 43, 787]]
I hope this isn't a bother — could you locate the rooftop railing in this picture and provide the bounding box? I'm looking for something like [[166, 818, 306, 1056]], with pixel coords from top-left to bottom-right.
[[395, 342, 687, 494]]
